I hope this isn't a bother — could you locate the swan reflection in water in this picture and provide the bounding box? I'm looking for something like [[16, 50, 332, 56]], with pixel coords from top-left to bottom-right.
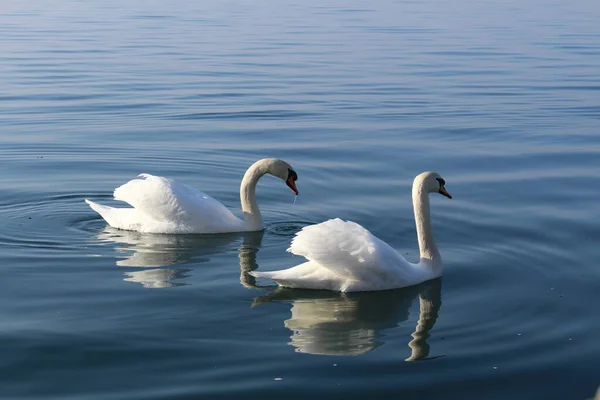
[[95, 227, 264, 288], [252, 278, 442, 359]]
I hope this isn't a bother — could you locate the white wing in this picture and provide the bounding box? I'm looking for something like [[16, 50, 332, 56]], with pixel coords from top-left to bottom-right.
[[251, 218, 424, 292], [87, 174, 244, 234], [287, 218, 412, 283]]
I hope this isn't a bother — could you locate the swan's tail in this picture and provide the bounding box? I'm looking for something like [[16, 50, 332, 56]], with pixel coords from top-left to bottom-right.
[[249, 262, 342, 291], [249, 270, 280, 279], [85, 199, 135, 230], [248, 269, 295, 288], [85, 199, 109, 214]]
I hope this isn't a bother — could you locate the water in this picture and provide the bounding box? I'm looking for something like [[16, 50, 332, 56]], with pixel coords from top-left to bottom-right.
[[1, 0, 599, 398]]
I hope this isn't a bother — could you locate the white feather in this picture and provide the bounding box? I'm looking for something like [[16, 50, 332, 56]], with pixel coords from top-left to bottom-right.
[[86, 174, 244, 234], [251, 171, 450, 292], [85, 158, 297, 234], [251, 218, 431, 292]]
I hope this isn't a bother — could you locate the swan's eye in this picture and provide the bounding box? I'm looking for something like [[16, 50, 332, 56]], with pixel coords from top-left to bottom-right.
[[436, 177, 445, 186]]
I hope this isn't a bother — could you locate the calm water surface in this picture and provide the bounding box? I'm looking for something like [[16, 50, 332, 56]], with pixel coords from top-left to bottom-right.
[[1, 0, 599, 399]]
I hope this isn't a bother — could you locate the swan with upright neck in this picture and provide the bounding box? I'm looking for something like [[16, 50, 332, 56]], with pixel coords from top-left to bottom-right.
[[251, 171, 451, 292], [85, 158, 298, 234]]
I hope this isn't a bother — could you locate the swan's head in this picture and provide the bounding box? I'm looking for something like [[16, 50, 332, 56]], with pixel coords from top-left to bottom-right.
[[265, 159, 299, 195], [416, 172, 452, 199]]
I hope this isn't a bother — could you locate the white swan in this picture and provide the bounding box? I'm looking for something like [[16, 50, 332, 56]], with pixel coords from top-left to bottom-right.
[[251, 171, 451, 292], [85, 158, 299, 234]]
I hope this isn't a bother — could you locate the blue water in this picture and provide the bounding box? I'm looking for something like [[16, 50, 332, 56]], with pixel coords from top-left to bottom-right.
[[1, 0, 599, 398]]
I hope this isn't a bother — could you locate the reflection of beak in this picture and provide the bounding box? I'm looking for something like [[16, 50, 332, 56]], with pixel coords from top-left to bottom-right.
[[286, 177, 299, 195], [439, 185, 452, 199]]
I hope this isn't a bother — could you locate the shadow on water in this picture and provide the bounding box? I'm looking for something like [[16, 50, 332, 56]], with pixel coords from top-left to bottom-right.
[[237, 230, 265, 288], [95, 225, 444, 360], [95, 227, 265, 288], [251, 279, 443, 359]]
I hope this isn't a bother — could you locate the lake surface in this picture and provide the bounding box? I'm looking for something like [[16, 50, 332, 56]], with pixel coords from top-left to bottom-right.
[[1, 0, 599, 398]]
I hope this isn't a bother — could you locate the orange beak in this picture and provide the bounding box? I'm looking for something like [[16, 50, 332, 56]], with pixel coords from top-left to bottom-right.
[[286, 177, 299, 195], [439, 185, 452, 199]]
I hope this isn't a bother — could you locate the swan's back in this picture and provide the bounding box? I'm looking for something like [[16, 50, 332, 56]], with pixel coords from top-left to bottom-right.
[[91, 174, 244, 234], [251, 218, 428, 291], [288, 219, 399, 280]]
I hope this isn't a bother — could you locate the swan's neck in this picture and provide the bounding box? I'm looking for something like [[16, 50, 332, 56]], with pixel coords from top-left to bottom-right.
[[412, 184, 442, 271], [240, 161, 267, 231]]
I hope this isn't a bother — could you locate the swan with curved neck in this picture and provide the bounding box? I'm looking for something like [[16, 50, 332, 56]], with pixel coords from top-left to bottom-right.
[[85, 158, 299, 234], [251, 171, 451, 292]]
